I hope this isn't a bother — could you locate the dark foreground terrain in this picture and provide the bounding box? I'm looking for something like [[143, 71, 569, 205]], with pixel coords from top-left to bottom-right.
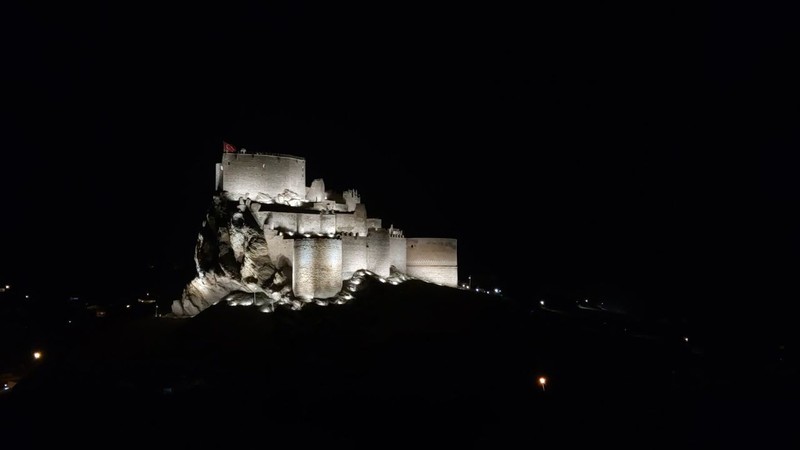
[[1, 278, 797, 447]]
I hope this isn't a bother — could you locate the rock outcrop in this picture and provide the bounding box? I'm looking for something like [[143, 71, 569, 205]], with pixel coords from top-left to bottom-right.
[[171, 196, 290, 317]]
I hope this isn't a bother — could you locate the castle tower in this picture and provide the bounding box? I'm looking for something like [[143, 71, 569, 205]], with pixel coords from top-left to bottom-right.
[[343, 189, 361, 212], [366, 229, 391, 277], [293, 238, 343, 299], [219, 153, 306, 200]]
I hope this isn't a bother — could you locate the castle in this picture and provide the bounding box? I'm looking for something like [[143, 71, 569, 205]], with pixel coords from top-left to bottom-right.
[[216, 148, 458, 300]]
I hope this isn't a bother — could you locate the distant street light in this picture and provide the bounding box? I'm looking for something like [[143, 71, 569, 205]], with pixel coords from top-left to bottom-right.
[[33, 351, 42, 360], [538, 376, 547, 391]]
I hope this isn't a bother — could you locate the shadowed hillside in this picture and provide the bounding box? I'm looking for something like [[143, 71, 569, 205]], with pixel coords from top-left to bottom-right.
[[1, 278, 796, 447]]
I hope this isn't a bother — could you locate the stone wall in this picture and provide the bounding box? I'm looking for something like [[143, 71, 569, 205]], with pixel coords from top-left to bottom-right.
[[335, 212, 366, 236], [221, 153, 306, 200], [297, 213, 321, 234], [353, 204, 368, 236], [264, 211, 298, 232], [292, 238, 342, 299], [320, 213, 336, 234], [366, 229, 391, 277], [406, 238, 458, 266], [335, 213, 354, 234], [389, 236, 407, 273], [406, 266, 458, 287], [406, 238, 458, 287], [264, 230, 294, 271], [264, 210, 368, 236], [341, 235, 367, 279]]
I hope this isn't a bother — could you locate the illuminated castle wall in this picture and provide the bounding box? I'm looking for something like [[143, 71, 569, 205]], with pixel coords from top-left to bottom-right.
[[217, 153, 307, 199], [216, 150, 458, 297], [341, 235, 367, 280], [293, 238, 342, 299], [406, 238, 458, 287]]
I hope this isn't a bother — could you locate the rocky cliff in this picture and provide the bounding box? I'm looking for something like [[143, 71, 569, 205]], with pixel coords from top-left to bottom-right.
[[171, 196, 291, 317]]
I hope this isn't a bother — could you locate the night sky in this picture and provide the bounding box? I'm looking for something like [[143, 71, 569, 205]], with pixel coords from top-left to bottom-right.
[[1, 3, 797, 338]]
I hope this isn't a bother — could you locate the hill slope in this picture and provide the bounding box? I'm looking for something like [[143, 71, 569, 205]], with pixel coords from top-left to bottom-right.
[[1, 278, 795, 446]]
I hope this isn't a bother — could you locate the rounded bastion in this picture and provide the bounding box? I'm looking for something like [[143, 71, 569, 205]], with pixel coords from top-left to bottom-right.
[[292, 238, 343, 299]]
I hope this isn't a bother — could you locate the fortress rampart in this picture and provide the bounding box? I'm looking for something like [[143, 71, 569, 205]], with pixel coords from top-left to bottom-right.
[[389, 236, 407, 273], [293, 238, 342, 299], [406, 238, 458, 286], [366, 229, 391, 277], [341, 235, 368, 279], [220, 153, 306, 200]]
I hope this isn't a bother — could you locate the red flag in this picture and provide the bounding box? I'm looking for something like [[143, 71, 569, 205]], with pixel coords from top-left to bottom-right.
[[223, 141, 237, 153]]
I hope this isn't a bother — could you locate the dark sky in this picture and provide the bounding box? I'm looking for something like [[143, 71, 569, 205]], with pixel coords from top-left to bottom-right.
[[1, 3, 797, 333]]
